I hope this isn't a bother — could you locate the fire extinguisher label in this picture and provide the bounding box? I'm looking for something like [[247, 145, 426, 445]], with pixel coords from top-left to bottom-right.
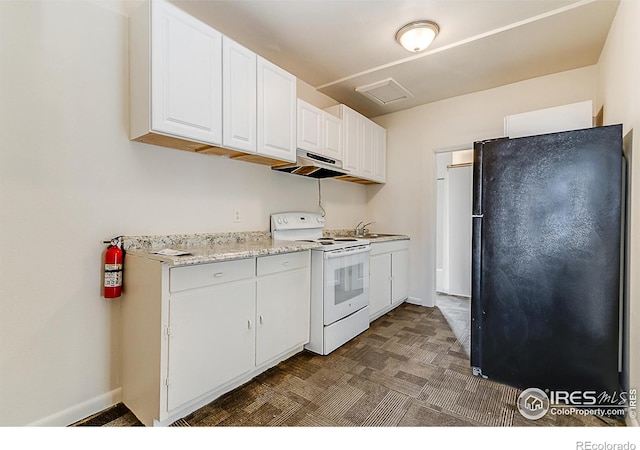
[[105, 264, 123, 287]]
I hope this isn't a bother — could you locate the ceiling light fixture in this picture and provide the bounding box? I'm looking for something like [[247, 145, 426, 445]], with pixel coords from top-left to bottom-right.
[[395, 20, 440, 53]]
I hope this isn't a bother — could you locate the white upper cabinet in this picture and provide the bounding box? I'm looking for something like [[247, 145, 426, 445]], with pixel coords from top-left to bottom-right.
[[326, 104, 385, 183], [322, 112, 343, 161], [360, 118, 375, 179], [297, 99, 343, 161], [223, 37, 257, 153], [130, 0, 222, 146], [340, 105, 361, 175], [257, 57, 296, 162], [373, 123, 387, 183], [297, 99, 323, 154], [129, 1, 376, 179]]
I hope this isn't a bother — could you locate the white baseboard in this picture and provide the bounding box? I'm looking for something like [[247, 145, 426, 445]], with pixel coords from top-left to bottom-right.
[[27, 388, 121, 427], [406, 296, 430, 307], [626, 414, 639, 427]]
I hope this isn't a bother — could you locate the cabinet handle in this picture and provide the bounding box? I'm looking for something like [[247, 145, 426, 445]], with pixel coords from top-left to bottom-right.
[[259, 315, 264, 325], [213, 272, 224, 278], [247, 319, 252, 330], [282, 261, 289, 266]]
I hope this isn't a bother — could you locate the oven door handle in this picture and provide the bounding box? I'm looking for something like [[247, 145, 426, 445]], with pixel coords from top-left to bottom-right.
[[324, 246, 371, 259]]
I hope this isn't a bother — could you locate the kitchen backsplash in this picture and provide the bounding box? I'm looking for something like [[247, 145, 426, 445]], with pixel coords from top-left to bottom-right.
[[122, 231, 272, 251]]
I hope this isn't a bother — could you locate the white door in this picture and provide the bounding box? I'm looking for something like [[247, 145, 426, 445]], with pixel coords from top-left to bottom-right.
[[167, 280, 255, 412], [223, 37, 257, 152], [448, 165, 473, 297], [323, 112, 343, 161], [391, 249, 409, 304], [151, 0, 222, 144], [323, 248, 370, 325], [256, 267, 310, 365], [257, 57, 296, 162], [369, 253, 391, 319], [436, 152, 452, 293], [297, 99, 323, 154]]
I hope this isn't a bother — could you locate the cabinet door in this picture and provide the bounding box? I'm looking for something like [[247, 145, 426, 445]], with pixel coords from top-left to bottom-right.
[[373, 123, 387, 183], [369, 253, 391, 319], [342, 106, 361, 175], [256, 267, 310, 366], [151, 0, 222, 144], [223, 37, 257, 152], [258, 57, 296, 162], [323, 112, 343, 161], [391, 249, 409, 304], [297, 99, 323, 154], [360, 118, 375, 179], [167, 280, 255, 412]]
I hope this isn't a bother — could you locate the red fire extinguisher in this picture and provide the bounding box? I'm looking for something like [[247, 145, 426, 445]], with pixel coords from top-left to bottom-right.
[[103, 237, 124, 298]]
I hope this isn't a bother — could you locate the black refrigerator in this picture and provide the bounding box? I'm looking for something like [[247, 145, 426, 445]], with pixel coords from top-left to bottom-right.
[[471, 124, 623, 395]]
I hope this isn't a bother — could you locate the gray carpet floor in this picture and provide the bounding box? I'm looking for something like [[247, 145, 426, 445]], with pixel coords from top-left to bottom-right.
[[73, 302, 623, 428]]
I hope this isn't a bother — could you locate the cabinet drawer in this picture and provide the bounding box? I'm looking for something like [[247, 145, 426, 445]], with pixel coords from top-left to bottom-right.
[[170, 258, 255, 293], [257, 251, 309, 276], [370, 239, 409, 256]]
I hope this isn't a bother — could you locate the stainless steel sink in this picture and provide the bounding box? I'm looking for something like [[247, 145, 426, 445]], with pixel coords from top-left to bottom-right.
[[359, 233, 399, 239]]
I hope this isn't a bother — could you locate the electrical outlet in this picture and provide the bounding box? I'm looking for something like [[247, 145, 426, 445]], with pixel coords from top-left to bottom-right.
[[233, 209, 241, 223]]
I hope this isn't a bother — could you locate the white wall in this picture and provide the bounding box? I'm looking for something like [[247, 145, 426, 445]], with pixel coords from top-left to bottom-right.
[[596, 0, 640, 427], [368, 65, 597, 307], [0, 1, 366, 426]]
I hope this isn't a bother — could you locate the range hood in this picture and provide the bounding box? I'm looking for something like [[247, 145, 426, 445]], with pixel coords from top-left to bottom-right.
[[271, 150, 348, 179]]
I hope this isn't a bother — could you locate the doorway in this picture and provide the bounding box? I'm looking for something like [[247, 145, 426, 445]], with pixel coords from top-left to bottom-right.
[[435, 149, 473, 354]]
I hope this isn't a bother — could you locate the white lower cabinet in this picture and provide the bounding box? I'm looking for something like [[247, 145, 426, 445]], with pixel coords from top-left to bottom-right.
[[256, 252, 310, 365], [167, 280, 255, 411], [391, 246, 409, 304], [121, 250, 310, 426], [368, 240, 410, 321]]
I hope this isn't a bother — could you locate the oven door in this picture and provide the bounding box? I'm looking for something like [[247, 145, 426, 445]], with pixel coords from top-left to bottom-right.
[[323, 245, 370, 325]]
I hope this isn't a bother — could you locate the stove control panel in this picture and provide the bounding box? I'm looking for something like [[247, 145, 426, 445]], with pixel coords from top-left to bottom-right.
[[271, 212, 325, 231]]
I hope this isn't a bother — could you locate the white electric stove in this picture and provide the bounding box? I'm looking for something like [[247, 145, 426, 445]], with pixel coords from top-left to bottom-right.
[[271, 212, 371, 355]]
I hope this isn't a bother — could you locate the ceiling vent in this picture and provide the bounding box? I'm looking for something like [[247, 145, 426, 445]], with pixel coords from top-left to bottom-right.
[[355, 78, 414, 105]]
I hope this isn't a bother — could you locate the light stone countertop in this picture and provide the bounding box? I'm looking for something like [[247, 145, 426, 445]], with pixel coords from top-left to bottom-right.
[[363, 235, 410, 243], [122, 231, 320, 267], [121, 230, 409, 267], [324, 229, 410, 243]]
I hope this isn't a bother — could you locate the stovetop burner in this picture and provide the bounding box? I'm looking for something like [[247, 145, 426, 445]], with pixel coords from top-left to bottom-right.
[[271, 212, 370, 251]]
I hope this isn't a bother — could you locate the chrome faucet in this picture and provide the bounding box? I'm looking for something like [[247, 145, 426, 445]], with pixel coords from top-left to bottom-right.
[[355, 221, 376, 237], [362, 221, 376, 236]]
